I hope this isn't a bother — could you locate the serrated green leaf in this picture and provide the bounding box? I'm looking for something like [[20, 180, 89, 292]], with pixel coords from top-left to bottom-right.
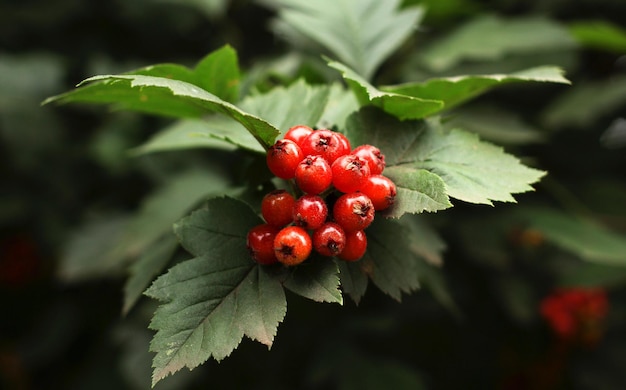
[[240, 79, 330, 134], [328, 61, 444, 120], [569, 20, 626, 54], [44, 74, 279, 148], [337, 260, 369, 305], [384, 66, 570, 112], [146, 198, 287, 386], [266, 0, 424, 80], [316, 83, 359, 130], [384, 167, 452, 217], [522, 209, 626, 266], [419, 15, 577, 71], [404, 121, 546, 205], [282, 259, 343, 304]]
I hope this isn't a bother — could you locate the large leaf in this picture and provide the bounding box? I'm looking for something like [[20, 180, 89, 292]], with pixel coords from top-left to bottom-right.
[[145, 198, 287, 385], [569, 20, 626, 54], [384, 66, 570, 112], [263, 0, 425, 80], [419, 15, 577, 72], [329, 61, 444, 120], [44, 74, 279, 149], [282, 259, 343, 304]]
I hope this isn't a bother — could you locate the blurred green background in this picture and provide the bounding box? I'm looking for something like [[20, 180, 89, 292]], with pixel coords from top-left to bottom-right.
[[2, 0, 626, 389]]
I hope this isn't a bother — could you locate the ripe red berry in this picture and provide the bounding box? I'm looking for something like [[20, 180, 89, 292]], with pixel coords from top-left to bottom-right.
[[338, 230, 367, 261], [352, 144, 385, 175], [331, 154, 371, 193], [293, 194, 328, 230], [295, 155, 333, 195], [360, 175, 397, 211], [336, 132, 352, 154], [261, 190, 296, 227], [247, 224, 279, 265], [274, 226, 312, 266], [266, 139, 304, 179], [284, 125, 314, 148], [300, 129, 350, 164], [333, 192, 375, 232], [313, 222, 346, 257]]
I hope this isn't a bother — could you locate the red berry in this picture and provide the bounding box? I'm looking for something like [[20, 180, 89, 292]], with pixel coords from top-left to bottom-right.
[[333, 192, 375, 231], [336, 132, 352, 154], [331, 154, 370, 193], [352, 144, 385, 175], [300, 129, 350, 164], [247, 224, 279, 265], [284, 125, 314, 147], [261, 190, 296, 227], [360, 175, 397, 211], [295, 155, 333, 195], [338, 230, 367, 261], [293, 194, 328, 230], [274, 226, 312, 266], [313, 222, 346, 257], [266, 139, 304, 179]]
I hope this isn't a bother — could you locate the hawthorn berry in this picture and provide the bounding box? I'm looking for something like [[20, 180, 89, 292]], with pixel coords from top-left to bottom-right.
[[331, 154, 370, 193], [360, 175, 397, 211], [261, 190, 296, 227], [295, 155, 333, 195], [266, 139, 304, 179], [284, 124, 314, 148], [274, 226, 312, 266], [352, 144, 385, 175], [335, 132, 352, 155], [293, 194, 328, 230], [247, 224, 279, 265], [300, 129, 350, 164], [338, 230, 367, 261], [313, 222, 346, 257], [333, 192, 375, 232]]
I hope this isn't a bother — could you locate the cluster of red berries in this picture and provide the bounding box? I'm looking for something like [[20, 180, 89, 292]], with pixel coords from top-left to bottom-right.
[[246, 125, 397, 267]]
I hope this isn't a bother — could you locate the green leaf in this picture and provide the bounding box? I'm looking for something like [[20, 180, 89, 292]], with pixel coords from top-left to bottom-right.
[[328, 61, 444, 120], [522, 209, 626, 266], [44, 74, 279, 149], [240, 79, 330, 134], [403, 120, 546, 205], [146, 198, 287, 386], [266, 0, 425, 80], [132, 118, 262, 156], [316, 83, 359, 130], [569, 20, 626, 54], [384, 66, 570, 112], [337, 260, 369, 305], [419, 15, 577, 71], [282, 259, 343, 304]]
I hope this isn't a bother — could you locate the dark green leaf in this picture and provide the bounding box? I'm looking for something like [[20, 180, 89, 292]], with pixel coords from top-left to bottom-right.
[[266, 0, 425, 80], [316, 83, 359, 130], [328, 61, 444, 120], [146, 198, 287, 386], [569, 20, 626, 54], [337, 260, 369, 305], [282, 259, 343, 304]]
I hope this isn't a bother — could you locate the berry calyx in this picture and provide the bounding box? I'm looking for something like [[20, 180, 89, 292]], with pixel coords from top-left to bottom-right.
[[333, 192, 375, 232], [293, 194, 328, 230], [352, 144, 386, 175], [360, 175, 397, 211], [274, 226, 312, 266], [261, 190, 296, 227], [331, 154, 371, 194], [313, 222, 346, 257], [247, 224, 279, 265], [284, 125, 314, 148], [301, 129, 350, 164], [295, 155, 333, 195], [338, 230, 367, 261], [266, 139, 304, 179]]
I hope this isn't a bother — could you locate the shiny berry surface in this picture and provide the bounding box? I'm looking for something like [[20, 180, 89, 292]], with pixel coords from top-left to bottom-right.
[[295, 155, 333, 195], [352, 144, 386, 175], [360, 175, 397, 211], [333, 192, 375, 232], [266, 139, 304, 179], [313, 222, 346, 257], [284, 125, 314, 147], [293, 194, 328, 230], [261, 190, 296, 227], [300, 129, 350, 164], [331, 154, 370, 193], [247, 224, 279, 265], [338, 230, 367, 261], [274, 226, 312, 266]]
